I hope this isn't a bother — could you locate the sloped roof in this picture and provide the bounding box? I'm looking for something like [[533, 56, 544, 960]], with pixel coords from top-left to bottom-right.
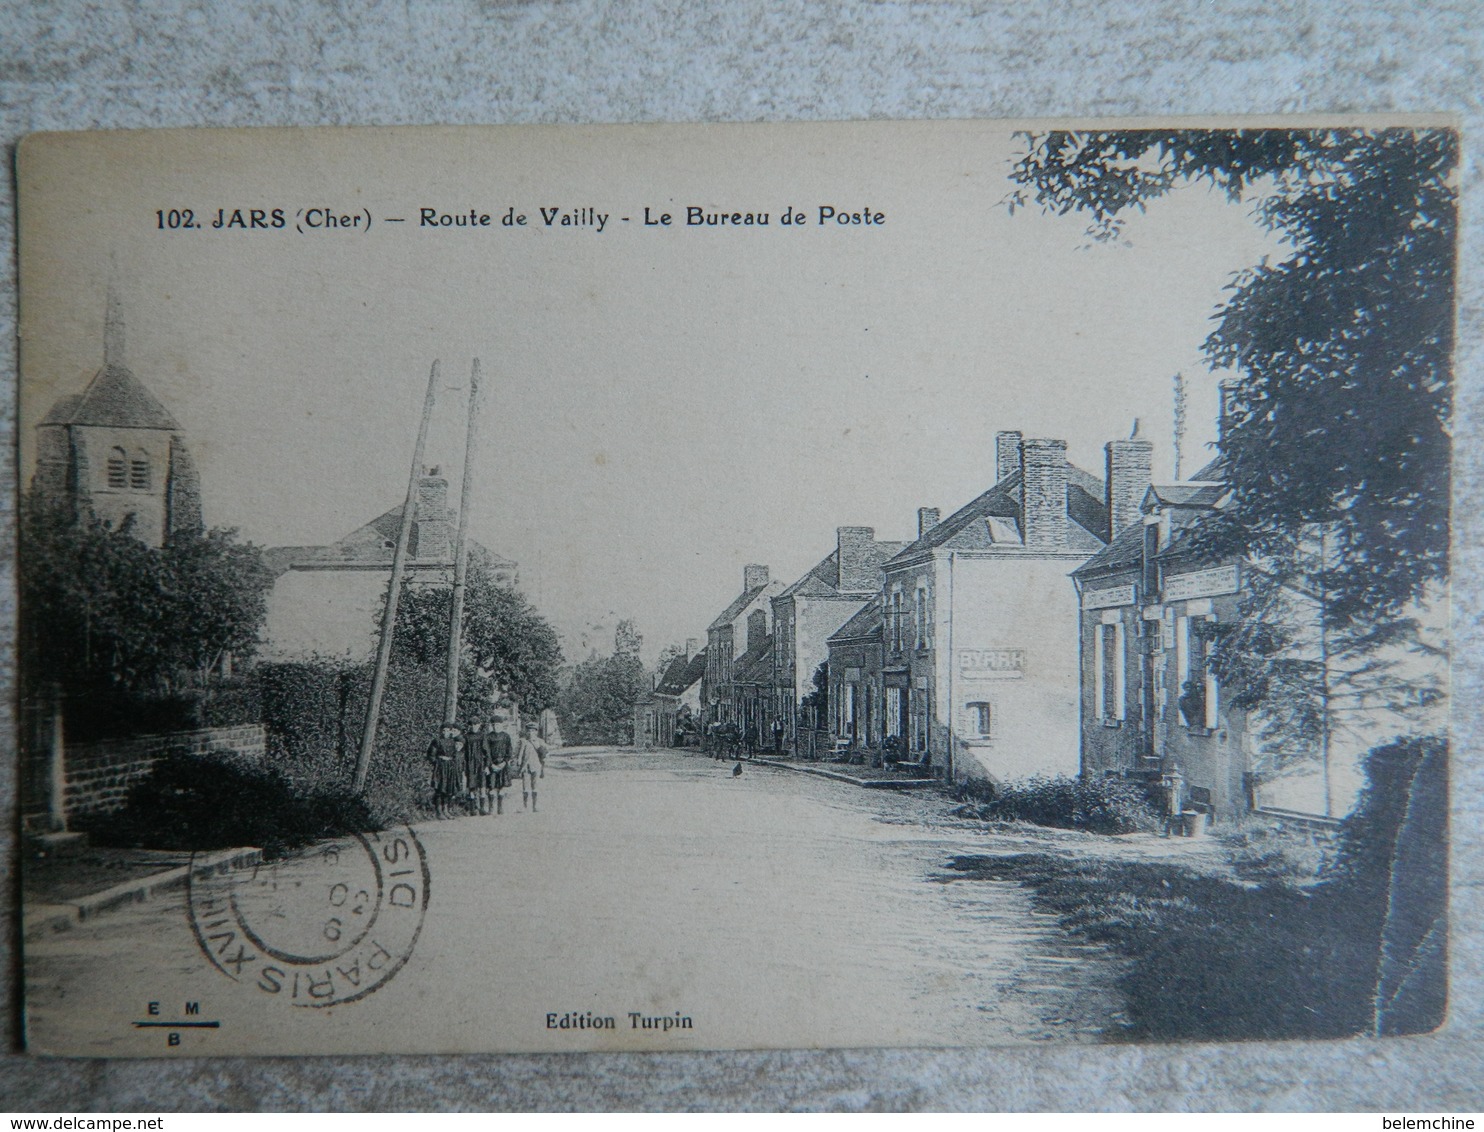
[[778, 540, 908, 600], [828, 597, 883, 644], [708, 583, 770, 632], [1190, 455, 1226, 482], [732, 636, 775, 685], [39, 394, 84, 426], [40, 364, 182, 430], [1074, 459, 1233, 580], [778, 552, 840, 599], [265, 511, 513, 575], [1146, 482, 1225, 509], [656, 648, 708, 697], [888, 464, 1109, 564], [1072, 520, 1145, 579]]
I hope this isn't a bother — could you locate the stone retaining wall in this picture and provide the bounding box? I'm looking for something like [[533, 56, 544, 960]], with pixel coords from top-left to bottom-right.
[[63, 724, 267, 818]]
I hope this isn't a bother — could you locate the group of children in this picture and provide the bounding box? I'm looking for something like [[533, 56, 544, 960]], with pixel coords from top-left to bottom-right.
[[425, 711, 547, 821]]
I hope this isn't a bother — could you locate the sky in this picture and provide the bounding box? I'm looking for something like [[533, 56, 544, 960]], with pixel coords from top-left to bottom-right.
[[19, 123, 1286, 664]]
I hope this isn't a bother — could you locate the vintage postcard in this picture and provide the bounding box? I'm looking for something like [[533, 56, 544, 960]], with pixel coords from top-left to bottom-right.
[[17, 118, 1454, 1055]]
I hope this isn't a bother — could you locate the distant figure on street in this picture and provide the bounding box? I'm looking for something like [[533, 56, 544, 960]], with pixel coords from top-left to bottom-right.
[[488, 712, 515, 816], [772, 717, 784, 754], [426, 723, 464, 820], [514, 723, 546, 812]]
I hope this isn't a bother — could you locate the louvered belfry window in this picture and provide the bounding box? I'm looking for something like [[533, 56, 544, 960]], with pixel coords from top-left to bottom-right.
[[129, 453, 151, 490], [106, 447, 127, 489]]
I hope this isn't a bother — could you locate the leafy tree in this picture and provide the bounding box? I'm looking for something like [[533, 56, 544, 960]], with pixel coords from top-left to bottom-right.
[[390, 551, 564, 715], [615, 618, 643, 660], [555, 621, 647, 745], [19, 493, 272, 700], [164, 526, 276, 682], [799, 660, 829, 731], [1008, 128, 1455, 742]]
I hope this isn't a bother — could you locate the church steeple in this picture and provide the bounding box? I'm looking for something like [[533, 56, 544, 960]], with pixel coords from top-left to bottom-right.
[[32, 282, 202, 545], [103, 284, 125, 368]]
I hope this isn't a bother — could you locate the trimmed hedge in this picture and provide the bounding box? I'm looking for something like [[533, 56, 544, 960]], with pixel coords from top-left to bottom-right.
[[958, 774, 1160, 835], [257, 658, 445, 826]]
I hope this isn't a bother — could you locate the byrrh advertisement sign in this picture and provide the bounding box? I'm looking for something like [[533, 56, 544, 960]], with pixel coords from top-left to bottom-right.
[[958, 649, 1026, 679]]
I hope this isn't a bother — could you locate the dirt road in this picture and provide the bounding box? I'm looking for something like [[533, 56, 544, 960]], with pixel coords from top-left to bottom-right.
[[25, 748, 1124, 1055]]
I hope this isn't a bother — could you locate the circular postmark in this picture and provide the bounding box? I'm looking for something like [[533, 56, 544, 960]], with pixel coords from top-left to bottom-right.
[[187, 827, 430, 1008]]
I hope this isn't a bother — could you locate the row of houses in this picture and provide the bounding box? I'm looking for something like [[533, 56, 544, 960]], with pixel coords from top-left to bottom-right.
[[651, 419, 1430, 825]]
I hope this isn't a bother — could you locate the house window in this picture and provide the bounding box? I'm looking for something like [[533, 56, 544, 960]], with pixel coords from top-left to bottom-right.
[[915, 587, 928, 650], [912, 687, 928, 751], [837, 682, 857, 737], [129, 452, 151, 491], [1176, 615, 1219, 730], [967, 701, 992, 737], [1094, 620, 1127, 724], [1142, 519, 1160, 597], [106, 447, 128, 489], [890, 590, 904, 652]]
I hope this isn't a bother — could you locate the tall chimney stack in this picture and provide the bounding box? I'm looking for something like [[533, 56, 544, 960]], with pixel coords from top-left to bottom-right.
[[836, 526, 877, 594], [1105, 428, 1154, 541], [1020, 438, 1069, 550], [743, 563, 770, 592], [408, 468, 453, 559], [917, 507, 941, 539], [685, 638, 698, 661], [996, 430, 1023, 483]]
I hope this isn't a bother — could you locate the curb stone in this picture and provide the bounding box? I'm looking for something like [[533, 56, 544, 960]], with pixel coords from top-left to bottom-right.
[[750, 757, 939, 790], [22, 846, 263, 941]]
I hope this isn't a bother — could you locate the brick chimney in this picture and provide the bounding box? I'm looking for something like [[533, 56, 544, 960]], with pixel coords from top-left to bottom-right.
[[1105, 429, 1154, 540], [917, 507, 941, 539], [684, 638, 698, 661], [996, 430, 1023, 483], [743, 563, 770, 591], [837, 526, 877, 594], [746, 608, 768, 652], [1020, 438, 1068, 550], [409, 467, 453, 558]]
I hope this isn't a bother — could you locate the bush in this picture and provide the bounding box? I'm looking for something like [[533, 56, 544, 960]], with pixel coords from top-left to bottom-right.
[[1320, 735, 1447, 1036], [45, 676, 262, 744], [949, 851, 1376, 1040], [947, 736, 1448, 1041], [257, 658, 445, 826], [960, 774, 1160, 835], [1220, 823, 1328, 887], [84, 750, 375, 859]]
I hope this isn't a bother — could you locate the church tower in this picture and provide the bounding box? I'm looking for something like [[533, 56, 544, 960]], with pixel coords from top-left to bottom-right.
[[33, 289, 203, 546]]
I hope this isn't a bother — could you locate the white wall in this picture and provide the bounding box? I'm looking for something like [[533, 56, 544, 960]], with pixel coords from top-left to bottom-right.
[[938, 553, 1083, 784], [261, 569, 390, 662]]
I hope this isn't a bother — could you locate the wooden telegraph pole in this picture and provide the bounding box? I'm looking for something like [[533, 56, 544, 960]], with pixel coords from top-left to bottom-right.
[[355, 360, 440, 795], [443, 359, 482, 724]]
